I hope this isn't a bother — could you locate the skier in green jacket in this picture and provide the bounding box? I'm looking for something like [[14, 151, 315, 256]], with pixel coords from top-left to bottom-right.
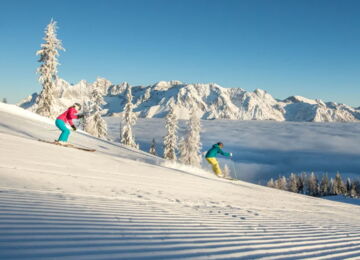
[[205, 142, 232, 177]]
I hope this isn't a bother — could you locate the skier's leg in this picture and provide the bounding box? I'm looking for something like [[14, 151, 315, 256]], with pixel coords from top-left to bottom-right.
[[206, 158, 222, 176], [55, 119, 70, 142]]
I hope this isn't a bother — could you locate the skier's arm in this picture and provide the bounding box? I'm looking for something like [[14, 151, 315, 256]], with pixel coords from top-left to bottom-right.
[[67, 108, 78, 126], [218, 148, 231, 157]]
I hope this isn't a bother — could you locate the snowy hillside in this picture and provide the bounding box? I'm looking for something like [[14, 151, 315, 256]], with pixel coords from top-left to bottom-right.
[[19, 78, 360, 122], [1, 103, 360, 259]]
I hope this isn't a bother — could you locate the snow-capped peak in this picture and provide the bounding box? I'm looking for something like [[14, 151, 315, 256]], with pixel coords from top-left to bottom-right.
[[18, 79, 360, 122]]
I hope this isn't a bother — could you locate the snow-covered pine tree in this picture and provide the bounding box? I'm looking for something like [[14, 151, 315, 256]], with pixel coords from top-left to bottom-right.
[[84, 86, 108, 139], [78, 100, 89, 131], [333, 172, 346, 195], [346, 178, 352, 196], [307, 172, 319, 196], [280, 176, 288, 190], [299, 173, 308, 194], [267, 178, 275, 188], [178, 109, 202, 167], [319, 173, 330, 196], [329, 177, 336, 195], [350, 183, 358, 198], [288, 173, 299, 193], [36, 19, 65, 118], [121, 86, 138, 148], [353, 180, 360, 198], [149, 138, 157, 156], [163, 105, 178, 161], [275, 176, 288, 191]]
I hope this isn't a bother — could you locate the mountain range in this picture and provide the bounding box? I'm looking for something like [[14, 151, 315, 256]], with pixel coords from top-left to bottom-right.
[[19, 78, 360, 122]]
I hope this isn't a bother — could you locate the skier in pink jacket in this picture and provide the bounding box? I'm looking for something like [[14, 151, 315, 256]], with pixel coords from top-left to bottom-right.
[[55, 103, 83, 144]]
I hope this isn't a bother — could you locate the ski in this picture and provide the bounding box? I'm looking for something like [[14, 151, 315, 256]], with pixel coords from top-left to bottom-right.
[[38, 139, 96, 152], [215, 175, 237, 181]]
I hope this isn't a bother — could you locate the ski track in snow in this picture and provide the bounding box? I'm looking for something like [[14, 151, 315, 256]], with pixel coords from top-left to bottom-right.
[[1, 103, 360, 259], [1, 188, 360, 260]]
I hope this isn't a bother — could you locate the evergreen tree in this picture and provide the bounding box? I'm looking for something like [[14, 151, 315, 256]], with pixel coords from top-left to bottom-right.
[[79, 100, 89, 131], [149, 138, 157, 156], [319, 174, 330, 196], [353, 180, 360, 198], [329, 178, 336, 195], [307, 172, 319, 196], [333, 172, 346, 195], [36, 19, 64, 118], [349, 180, 358, 198], [276, 176, 288, 191], [163, 105, 178, 161], [84, 87, 108, 139], [289, 173, 299, 193], [299, 173, 307, 194], [178, 109, 202, 167], [346, 178, 352, 196], [2, 98, 7, 103], [121, 86, 138, 148], [267, 178, 275, 188]]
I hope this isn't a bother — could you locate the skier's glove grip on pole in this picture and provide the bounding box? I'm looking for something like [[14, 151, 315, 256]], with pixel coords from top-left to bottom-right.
[[71, 125, 77, 131]]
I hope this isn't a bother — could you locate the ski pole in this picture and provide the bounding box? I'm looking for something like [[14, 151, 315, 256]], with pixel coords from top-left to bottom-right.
[[231, 158, 238, 180]]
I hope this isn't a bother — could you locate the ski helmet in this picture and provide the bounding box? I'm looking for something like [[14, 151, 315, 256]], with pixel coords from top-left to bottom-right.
[[217, 142, 224, 147], [74, 103, 82, 110]]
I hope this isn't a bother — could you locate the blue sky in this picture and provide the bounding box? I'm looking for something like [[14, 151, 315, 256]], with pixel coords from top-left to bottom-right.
[[1, 0, 359, 106]]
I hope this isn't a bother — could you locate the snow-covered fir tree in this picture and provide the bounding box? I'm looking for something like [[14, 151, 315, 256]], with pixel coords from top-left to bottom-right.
[[163, 105, 178, 161], [353, 180, 360, 198], [333, 172, 346, 195], [307, 172, 319, 196], [267, 178, 275, 188], [179, 109, 202, 167], [319, 174, 330, 196], [275, 176, 288, 191], [84, 86, 108, 139], [35, 19, 65, 118], [288, 173, 299, 193], [350, 184, 358, 198], [149, 138, 157, 156], [329, 178, 336, 195], [299, 173, 308, 194], [121, 86, 138, 148], [79, 100, 90, 131], [267, 172, 359, 198]]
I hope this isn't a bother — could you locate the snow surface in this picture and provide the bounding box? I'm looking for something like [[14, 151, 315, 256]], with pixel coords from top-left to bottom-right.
[[106, 117, 360, 183], [19, 79, 360, 122], [1, 103, 360, 259]]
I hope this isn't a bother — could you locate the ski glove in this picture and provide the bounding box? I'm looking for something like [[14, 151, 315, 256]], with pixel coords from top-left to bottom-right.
[[230, 152, 233, 157], [77, 114, 84, 119], [71, 125, 77, 131]]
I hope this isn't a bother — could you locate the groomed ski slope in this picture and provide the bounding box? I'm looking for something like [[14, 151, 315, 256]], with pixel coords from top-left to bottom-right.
[[1, 103, 360, 259]]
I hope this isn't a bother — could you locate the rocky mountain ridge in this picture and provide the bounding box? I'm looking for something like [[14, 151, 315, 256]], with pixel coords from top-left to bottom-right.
[[19, 78, 360, 122]]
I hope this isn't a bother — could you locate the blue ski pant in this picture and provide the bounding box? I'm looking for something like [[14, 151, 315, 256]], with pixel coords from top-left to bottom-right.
[[55, 119, 70, 142]]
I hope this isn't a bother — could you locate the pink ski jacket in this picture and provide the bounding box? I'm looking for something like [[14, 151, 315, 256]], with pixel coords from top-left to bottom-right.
[[57, 107, 79, 126]]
